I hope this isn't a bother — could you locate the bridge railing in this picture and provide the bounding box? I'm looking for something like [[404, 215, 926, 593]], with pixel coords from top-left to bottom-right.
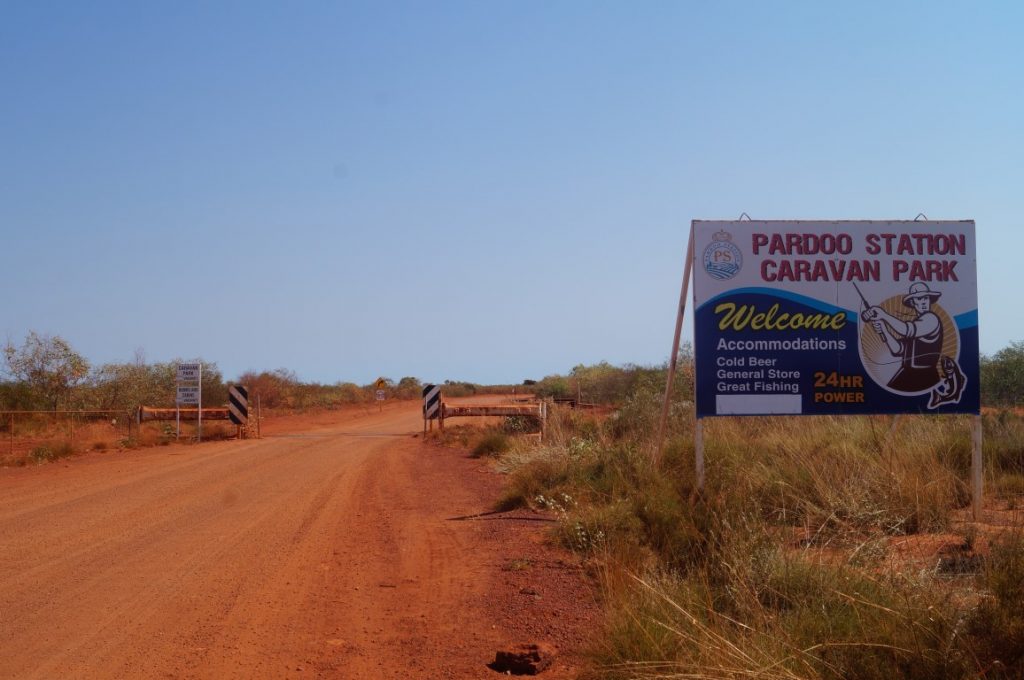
[[439, 401, 548, 440]]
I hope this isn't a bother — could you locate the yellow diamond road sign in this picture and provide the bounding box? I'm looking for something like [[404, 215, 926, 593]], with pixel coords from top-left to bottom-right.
[[375, 378, 387, 390]]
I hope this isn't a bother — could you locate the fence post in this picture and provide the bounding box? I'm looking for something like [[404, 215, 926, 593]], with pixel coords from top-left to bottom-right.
[[540, 401, 547, 442]]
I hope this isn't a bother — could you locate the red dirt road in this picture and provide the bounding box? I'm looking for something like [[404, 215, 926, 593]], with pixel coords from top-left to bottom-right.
[[0, 398, 597, 679]]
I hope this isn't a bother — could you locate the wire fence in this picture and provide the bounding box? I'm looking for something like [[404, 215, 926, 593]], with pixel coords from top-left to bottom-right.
[[1, 410, 137, 463]]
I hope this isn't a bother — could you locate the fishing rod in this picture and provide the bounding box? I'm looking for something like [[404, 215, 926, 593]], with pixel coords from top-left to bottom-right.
[[852, 282, 887, 340]]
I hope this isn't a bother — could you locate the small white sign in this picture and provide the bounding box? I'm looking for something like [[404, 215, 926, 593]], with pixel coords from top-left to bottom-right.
[[177, 363, 201, 382], [375, 389, 386, 401], [177, 386, 200, 404]]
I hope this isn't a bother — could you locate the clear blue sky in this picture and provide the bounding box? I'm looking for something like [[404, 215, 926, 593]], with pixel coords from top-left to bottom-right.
[[2, 2, 1022, 385]]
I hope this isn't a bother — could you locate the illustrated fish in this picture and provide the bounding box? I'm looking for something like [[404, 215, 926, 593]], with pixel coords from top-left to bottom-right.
[[928, 356, 967, 408]]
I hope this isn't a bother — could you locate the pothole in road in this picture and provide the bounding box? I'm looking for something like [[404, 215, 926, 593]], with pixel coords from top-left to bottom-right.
[[488, 642, 556, 675]]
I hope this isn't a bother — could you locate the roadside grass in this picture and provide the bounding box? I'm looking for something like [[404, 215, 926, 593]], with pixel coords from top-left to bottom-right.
[[471, 431, 510, 458], [440, 420, 541, 460], [30, 440, 75, 464], [2, 416, 131, 466], [707, 415, 969, 536], [429, 424, 480, 449], [590, 556, 969, 680], [963, 529, 1024, 672], [201, 422, 236, 441], [982, 410, 1024, 475], [1, 418, 257, 467], [491, 398, 1024, 679]]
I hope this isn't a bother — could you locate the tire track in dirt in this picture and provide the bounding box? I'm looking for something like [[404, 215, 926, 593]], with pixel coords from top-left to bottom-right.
[[0, 437, 325, 607], [0, 398, 597, 679], [0, 430, 384, 679]]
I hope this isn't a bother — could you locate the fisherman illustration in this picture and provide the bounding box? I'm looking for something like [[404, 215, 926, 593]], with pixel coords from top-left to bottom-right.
[[862, 282, 945, 393]]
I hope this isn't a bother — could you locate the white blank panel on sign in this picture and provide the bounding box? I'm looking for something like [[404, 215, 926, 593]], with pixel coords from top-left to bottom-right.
[[716, 394, 802, 415]]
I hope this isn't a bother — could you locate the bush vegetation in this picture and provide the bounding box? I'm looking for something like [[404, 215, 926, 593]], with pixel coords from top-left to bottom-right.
[[0, 337, 229, 413], [30, 441, 75, 464], [982, 341, 1024, 407], [1, 331, 516, 417], [489, 346, 1024, 679], [533, 351, 693, 406], [471, 432, 510, 458], [0, 331, 528, 466]]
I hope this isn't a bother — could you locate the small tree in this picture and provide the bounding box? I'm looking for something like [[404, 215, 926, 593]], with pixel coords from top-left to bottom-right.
[[395, 376, 422, 399], [236, 368, 298, 408], [3, 331, 90, 410], [981, 341, 1024, 407]]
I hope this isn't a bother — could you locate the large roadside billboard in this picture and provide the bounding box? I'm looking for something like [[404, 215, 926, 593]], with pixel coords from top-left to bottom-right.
[[693, 220, 979, 418]]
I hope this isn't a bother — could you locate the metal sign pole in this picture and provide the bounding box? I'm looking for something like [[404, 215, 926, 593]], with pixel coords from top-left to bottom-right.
[[197, 363, 202, 443], [972, 415, 984, 520], [655, 225, 695, 467]]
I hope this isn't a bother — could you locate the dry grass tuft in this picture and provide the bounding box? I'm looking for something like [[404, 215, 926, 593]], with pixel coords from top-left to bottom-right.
[[494, 394, 1024, 679]]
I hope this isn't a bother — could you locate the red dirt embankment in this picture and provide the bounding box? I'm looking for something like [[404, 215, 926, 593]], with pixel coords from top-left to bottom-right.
[[0, 397, 598, 679]]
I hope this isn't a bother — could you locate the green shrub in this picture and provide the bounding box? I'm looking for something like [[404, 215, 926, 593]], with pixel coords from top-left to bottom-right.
[[471, 432, 510, 458], [981, 342, 1024, 407], [30, 441, 74, 464], [496, 452, 571, 511], [502, 415, 540, 434]]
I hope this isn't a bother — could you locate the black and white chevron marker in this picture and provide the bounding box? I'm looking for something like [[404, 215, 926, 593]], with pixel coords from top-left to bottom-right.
[[228, 385, 249, 425], [422, 384, 441, 420]]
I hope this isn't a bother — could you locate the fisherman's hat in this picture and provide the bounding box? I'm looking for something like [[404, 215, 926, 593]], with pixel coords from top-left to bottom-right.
[[903, 282, 941, 307]]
